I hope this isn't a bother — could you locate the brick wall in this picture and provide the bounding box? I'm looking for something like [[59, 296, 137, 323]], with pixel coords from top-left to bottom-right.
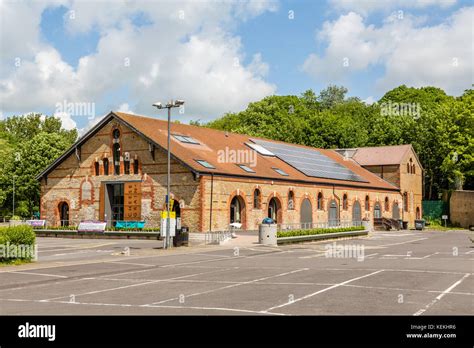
[[200, 175, 401, 232], [450, 190, 474, 228], [400, 149, 423, 228]]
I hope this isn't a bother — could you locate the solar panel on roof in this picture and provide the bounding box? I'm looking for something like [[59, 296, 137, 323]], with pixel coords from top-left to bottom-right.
[[250, 139, 368, 183]]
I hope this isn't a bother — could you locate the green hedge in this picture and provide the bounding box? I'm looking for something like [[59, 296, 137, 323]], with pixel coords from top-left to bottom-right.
[[277, 226, 365, 238], [0, 225, 36, 262]]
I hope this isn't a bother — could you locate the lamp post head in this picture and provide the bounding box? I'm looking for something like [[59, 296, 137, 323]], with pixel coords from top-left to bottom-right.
[[153, 99, 184, 109]]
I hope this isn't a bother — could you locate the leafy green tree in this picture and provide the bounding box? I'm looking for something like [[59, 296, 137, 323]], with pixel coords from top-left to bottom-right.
[[318, 85, 348, 109], [0, 114, 76, 217]]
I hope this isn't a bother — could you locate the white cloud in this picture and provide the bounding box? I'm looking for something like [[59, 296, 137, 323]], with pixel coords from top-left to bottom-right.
[[363, 96, 375, 105], [329, 0, 457, 16], [117, 103, 133, 113], [0, 0, 277, 122], [302, 7, 473, 96], [52, 111, 77, 130]]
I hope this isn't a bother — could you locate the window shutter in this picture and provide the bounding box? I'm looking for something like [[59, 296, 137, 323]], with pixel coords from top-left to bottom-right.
[[124, 182, 142, 221]]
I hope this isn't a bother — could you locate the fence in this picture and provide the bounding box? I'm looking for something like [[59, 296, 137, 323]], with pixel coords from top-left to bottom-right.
[[422, 200, 448, 221]]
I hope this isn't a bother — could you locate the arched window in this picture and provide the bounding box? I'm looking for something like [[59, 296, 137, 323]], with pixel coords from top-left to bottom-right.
[[342, 194, 348, 210], [365, 195, 370, 211], [288, 190, 294, 210], [412, 164, 416, 174], [94, 161, 99, 176], [317, 192, 323, 210], [403, 192, 408, 212], [103, 158, 109, 175], [113, 129, 121, 175], [374, 202, 382, 218], [133, 159, 139, 174], [253, 189, 261, 209], [124, 160, 130, 174], [408, 158, 414, 174], [384, 197, 389, 211]]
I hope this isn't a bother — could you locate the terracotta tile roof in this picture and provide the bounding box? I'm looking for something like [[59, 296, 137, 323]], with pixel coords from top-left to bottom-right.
[[348, 145, 413, 166], [114, 111, 398, 191]]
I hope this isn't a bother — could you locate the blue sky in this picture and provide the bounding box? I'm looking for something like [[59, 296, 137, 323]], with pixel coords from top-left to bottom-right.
[[0, 0, 472, 132]]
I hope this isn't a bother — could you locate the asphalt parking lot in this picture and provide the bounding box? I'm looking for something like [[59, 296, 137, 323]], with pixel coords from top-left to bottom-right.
[[0, 229, 472, 315]]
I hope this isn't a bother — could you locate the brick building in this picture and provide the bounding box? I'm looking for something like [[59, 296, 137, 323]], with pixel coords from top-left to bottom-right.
[[37, 111, 418, 233], [336, 145, 423, 228]]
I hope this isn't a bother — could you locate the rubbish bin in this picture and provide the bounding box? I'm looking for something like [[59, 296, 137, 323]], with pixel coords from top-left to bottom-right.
[[259, 223, 277, 246], [398, 219, 403, 230], [174, 226, 189, 247], [414, 219, 425, 230], [402, 221, 409, 230], [262, 217, 275, 224]]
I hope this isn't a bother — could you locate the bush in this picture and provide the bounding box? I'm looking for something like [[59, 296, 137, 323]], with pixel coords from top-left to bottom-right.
[[0, 225, 36, 262], [277, 226, 365, 238]]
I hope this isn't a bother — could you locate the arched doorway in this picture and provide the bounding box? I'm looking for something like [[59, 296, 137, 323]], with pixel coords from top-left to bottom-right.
[[352, 200, 361, 225], [374, 202, 382, 218], [329, 199, 339, 226], [300, 198, 312, 228], [230, 195, 246, 228], [58, 202, 69, 227], [392, 202, 400, 220], [268, 197, 282, 223]]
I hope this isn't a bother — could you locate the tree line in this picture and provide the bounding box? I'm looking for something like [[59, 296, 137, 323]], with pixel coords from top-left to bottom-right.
[[206, 85, 473, 200]]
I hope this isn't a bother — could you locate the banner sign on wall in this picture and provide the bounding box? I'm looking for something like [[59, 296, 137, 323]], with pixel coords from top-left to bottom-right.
[[78, 221, 107, 232], [26, 220, 46, 227]]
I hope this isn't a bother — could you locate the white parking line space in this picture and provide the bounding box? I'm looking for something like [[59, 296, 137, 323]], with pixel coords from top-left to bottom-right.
[[144, 268, 308, 306], [262, 270, 384, 313], [414, 273, 470, 316], [8, 271, 68, 279], [0, 230, 470, 315]]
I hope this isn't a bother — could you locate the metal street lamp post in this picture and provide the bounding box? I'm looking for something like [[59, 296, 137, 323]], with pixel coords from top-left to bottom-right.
[[153, 99, 185, 249], [12, 175, 15, 217]]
